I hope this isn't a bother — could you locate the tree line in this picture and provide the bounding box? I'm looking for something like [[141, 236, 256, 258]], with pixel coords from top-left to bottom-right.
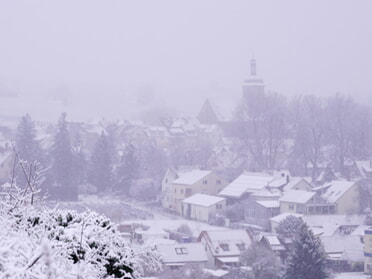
[[13, 113, 167, 200], [235, 92, 372, 180]]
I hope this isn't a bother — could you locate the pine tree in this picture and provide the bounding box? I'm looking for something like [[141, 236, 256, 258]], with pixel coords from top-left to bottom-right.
[[276, 215, 304, 237], [14, 114, 44, 186], [51, 113, 73, 187], [284, 222, 328, 279], [88, 132, 112, 192], [15, 114, 43, 163], [113, 143, 139, 194]]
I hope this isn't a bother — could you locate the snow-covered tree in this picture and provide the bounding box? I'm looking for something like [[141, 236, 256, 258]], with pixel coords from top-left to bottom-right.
[[240, 241, 282, 279], [88, 132, 112, 192], [275, 215, 304, 237], [113, 143, 139, 194], [14, 114, 44, 186], [15, 114, 43, 164], [0, 194, 161, 278], [284, 222, 328, 279], [235, 92, 287, 171], [51, 113, 73, 188]]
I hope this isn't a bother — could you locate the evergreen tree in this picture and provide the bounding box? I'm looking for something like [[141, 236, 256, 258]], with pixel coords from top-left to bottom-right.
[[276, 215, 304, 237], [71, 133, 87, 185], [15, 114, 43, 163], [51, 113, 73, 187], [113, 143, 139, 194], [284, 223, 328, 279], [14, 114, 44, 186], [88, 132, 112, 192]]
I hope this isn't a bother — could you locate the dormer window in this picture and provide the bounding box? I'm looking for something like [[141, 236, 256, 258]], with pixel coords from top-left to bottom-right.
[[175, 247, 188, 255], [219, 243, 229, 251], [236, 243, 245, 251]]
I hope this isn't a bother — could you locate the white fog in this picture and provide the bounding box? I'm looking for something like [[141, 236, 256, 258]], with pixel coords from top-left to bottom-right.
[[0, 1, 371, 278]]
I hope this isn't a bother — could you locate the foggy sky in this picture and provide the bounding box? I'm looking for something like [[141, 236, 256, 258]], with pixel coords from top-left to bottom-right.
[[0, 1, 371, 121]]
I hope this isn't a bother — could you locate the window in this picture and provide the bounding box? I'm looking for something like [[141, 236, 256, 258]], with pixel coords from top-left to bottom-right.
[[216, 180, 221, 185], [288, 204, 294, 210], [216, 204, 222, 209], [186, 188, 192, 196], [181, 189, 184, 194], [175, 247, 188, 255], [203, 180, 208, 184], [165, 178, 168, 183], [174, 188, 177, 193], [236, 243, 245, 251], [219, 243, 229, 251]]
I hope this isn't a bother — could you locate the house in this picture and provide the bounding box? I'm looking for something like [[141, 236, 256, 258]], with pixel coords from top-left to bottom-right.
[[161, 168, 182, 209], [302, 215, 366, 237], [257, 233, 286, 261], [198, 229, 253, 269], [245, 200, 280, 231], [282, 177, 313, 192], [134, 225, 170, 244], [218, 172, 274, 201], [145, 126, 170, 148], [181, 194, 226, 222], [165, 169, 227, 214], [0, 151, 13, 183], [350, 161, 372, 179], [322, 234, 364, 272], [364, 228, 372, 274], [279, 189, 336, 215], [156, 242, 208, 268], [321, 181, 360, 214]]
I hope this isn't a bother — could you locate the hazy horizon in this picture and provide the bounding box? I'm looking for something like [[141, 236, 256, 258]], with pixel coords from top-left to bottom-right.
[[0, 1, 371, 122]]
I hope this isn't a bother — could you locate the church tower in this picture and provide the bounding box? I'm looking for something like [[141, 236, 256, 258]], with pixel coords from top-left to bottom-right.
[[242, 58, 265, 101]]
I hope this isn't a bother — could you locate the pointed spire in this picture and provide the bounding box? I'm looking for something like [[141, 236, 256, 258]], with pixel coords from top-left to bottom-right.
[[250, 58, 256, 76]]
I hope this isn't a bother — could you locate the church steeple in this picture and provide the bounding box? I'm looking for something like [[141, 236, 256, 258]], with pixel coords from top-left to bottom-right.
[[242, 57, 264, 100], [250, 58, 256, 76]]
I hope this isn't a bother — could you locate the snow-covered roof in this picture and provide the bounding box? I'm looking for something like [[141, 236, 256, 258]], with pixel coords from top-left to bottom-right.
[[182, 194, 225, 207], [0, 151, 12, 165], [321, 181, 356, 203], [203, 269, 229, 278], [355, 160, 372, 175], [251, 188, 281, 199], [279, 190, 315, 204], [302, 215, 365, 230], [135, 226, 169, 237], [270, 213, 303, 224], [173, 170, 212, 185], [351, 225, 370, 237], [265, 234, 281, 246], [199, 229, 252, 257], [218, 172, 273, 199], [283, 177, 313, 191], [333, 273, 370, 279], [268, 177, 287, 188], [156, 243, 208, 265], [256, 200, 280, 208], [321, 235, 364, 262]]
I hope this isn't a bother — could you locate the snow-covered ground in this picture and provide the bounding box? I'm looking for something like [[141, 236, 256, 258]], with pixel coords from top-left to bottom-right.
[[54, 194, 227, 238], [333, 273, 370, 279]]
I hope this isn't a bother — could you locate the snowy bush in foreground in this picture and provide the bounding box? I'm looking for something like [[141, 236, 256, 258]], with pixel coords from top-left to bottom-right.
[[0, 204, 161, 278]]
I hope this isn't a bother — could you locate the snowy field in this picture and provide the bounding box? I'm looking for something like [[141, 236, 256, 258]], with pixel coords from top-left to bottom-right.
[[52, 194, 227, 238]]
